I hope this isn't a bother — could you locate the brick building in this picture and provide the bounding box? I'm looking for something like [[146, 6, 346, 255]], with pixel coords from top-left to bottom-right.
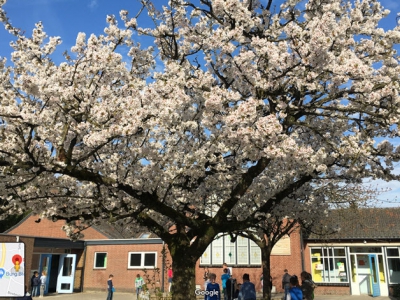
[[1, 208, 400, 297], [1, 214, 122, 294], [303, 207, 400, 297], [0, 213, 303, 295]]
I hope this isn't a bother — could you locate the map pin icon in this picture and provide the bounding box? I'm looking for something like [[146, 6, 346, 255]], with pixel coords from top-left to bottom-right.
[[0, 268, 5, 278]]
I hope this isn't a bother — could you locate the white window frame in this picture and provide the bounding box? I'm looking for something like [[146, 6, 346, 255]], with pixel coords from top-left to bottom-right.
[[310, 247, 348, 283], [386, 247, 400, 284], [200, 234, 261, 266], [128, 252, 157, 269], [94, 252, 107, 269], [212, 235, 224, 265], [237, 236, 249, 265]]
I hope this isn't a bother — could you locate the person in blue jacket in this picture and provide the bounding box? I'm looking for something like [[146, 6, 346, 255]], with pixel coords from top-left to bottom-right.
[[205, 273, 221, 300], [239, 273, 256, 300], [287, 275, 303, 300], [221, 268, 231, 300]]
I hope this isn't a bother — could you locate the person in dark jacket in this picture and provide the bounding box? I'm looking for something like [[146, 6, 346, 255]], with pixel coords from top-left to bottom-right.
[[282, 269, 291, 300], [31, 272, 40, 297], [106, 274, 114, 300], [226, 277, 237, 300], [301, 272, 316, 300], [234, 283, 241, 300]]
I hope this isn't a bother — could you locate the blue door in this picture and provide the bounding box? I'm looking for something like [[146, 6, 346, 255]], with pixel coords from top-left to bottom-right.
[[39, 254, 52, 295], [368, 254, 380, 297]]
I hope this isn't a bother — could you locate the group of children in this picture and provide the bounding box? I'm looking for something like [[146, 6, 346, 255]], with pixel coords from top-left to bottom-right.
[[203, 264, 257, 300], [30, 271, 47, 298], [286, 271, 317, 300]]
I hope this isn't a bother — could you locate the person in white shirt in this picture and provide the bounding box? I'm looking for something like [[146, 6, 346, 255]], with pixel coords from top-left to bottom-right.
[[39, 271, 47, 298]]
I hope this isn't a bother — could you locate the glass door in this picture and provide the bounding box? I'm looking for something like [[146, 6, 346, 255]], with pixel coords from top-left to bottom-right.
[[56, 254, 76, 293], [368, 254, 381, 297], [39, 254, 52, 295]]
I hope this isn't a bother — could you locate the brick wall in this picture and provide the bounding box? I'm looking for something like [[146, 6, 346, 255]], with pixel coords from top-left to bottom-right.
[[82, 230, 305, 294], [83, 243, 168, 293], [270, 229, 303, 293], [72, 249, 85, 291], [314, 285, 350, 295]]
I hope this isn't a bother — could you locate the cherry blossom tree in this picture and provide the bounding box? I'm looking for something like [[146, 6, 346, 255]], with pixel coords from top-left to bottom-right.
[[237, 182, 381, 300], [1, 0, 400, 299]]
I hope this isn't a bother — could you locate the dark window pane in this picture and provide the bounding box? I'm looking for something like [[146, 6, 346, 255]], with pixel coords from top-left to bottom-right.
[[387, 248, 399, 257], [334, 248, 345, 256], [60, 283, 71, 290], [95, 253, 107, 268], [130, 253, 142, 267], [144, 253, 156, 267], [371, 257, 377, 283], [62, 257, 73, 276]]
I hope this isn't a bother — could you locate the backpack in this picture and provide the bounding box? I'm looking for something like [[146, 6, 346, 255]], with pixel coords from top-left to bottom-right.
[[305, 279, 317, 300]]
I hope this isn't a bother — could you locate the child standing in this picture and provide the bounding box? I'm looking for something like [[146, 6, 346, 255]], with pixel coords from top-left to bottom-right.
[[135, 274, 144, 299], [221, 268, 230, 300], [205, 273, 220, 300], [106, 274, 114, 300], [167, 266, 173, 293], [288, 275, 302, 300], [31, 271, 40, 297], [39, 271, 46, 298]]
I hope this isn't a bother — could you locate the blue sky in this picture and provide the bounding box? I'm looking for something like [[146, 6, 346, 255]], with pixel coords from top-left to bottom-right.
[[0, 0, 399, 206]]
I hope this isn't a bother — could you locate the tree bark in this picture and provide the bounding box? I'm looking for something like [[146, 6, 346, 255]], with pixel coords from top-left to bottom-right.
[[261, 243, 273, 300], [169, 244, 198, 300]]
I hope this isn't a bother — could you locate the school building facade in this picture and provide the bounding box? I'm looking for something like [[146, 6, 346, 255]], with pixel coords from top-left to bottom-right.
[[1, 208, 399, 297]]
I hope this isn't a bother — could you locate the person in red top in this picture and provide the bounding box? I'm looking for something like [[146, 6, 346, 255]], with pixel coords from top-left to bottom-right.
[[167, 266, 173, 292]]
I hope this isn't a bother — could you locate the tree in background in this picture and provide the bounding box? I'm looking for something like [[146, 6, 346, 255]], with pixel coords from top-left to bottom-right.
[[1, 1, 400, 299], [236, 182, 382, 300]]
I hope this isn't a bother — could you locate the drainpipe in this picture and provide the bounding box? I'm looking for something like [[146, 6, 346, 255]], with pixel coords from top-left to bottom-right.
[[81, 242, 87, 293], [300, 228, 305, 271], [161, 242, 165, 293]]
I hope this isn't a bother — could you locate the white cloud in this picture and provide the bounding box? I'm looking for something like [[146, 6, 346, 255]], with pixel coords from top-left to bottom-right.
[[88, 0, 98, 10], [380, 0, 399, 11]]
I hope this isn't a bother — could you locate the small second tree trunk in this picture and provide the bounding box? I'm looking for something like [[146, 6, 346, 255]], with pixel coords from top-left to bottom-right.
[[261, 244, 273, 300]]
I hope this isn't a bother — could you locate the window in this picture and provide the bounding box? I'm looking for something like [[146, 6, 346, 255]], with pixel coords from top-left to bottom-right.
[[94, 252, 107, 269], [387, 247, 400, 284], [200, 234, 261, 266], [310, 247, 348, 283], [128, 252, 157, 269]]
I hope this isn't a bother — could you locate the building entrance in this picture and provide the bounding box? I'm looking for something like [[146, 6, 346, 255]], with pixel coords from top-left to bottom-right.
[[349, 247, 387, 296], [39, 253, 76, 294]]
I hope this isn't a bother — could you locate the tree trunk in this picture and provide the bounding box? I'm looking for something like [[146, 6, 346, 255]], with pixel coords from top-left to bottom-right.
[[168, 240, 200, 300], [261, 244, 273, 300]]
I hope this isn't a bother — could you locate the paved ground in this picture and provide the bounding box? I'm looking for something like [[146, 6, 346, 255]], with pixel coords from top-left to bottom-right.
[[6, 292, 393, 300]]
